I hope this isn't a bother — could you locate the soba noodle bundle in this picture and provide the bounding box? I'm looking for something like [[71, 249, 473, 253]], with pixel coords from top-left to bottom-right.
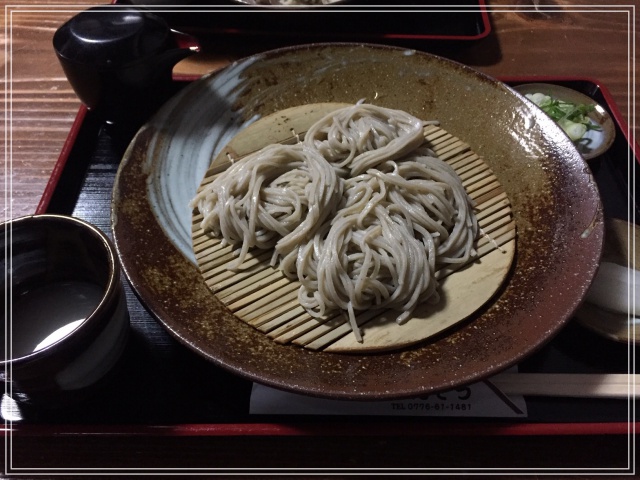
[[283, 153, 477, 342], [191, 143, 343, 270], [304, 102, 432, 176], [192, 103, 478, 342]]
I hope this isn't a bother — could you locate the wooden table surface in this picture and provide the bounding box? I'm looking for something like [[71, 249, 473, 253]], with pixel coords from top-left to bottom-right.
[[2, 0, 637, 476]]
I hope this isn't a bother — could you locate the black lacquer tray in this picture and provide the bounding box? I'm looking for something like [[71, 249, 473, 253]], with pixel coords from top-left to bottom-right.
[[119, 1, 492, 45], [20, 77, 636, 433]]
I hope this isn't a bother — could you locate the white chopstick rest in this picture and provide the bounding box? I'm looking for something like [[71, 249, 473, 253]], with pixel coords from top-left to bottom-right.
[[585, 261, 639, 316]]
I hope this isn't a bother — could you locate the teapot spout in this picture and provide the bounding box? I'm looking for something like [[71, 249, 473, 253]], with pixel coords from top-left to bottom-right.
[[172, 29, 201, 54], [159, 29, 200, 69]]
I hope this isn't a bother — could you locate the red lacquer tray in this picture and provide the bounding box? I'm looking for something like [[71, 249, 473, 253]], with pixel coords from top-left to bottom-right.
[[4, 76, 636, 475]]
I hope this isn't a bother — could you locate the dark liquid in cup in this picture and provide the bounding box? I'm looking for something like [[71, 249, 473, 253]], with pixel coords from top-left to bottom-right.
[[6, 280, 103, 358]]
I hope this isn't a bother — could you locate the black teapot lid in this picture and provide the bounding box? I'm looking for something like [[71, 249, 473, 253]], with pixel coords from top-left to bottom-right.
[[53, 7, 171, 67]]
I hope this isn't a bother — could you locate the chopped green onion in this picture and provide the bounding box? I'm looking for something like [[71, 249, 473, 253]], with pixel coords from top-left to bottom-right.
[[524, 92, 601, 142], [558, 119, 587, 141]]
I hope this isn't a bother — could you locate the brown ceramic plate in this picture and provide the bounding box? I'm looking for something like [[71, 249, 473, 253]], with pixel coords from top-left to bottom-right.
[[111, 43, 604, 400]]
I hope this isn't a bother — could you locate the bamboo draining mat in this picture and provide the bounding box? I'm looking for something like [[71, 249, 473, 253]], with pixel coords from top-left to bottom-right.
[[192, 104, 516, 353]]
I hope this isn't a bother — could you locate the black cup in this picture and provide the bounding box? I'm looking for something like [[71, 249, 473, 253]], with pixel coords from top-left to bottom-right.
[[1, 215, 130, 409]]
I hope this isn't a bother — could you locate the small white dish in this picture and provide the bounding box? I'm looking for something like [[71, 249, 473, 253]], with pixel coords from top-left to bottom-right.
[[513, 83, 616, 160], [574, 218, 638, 344]]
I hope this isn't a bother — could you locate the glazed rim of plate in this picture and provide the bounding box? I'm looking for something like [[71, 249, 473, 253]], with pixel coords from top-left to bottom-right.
[[112, 43, 604, 399]]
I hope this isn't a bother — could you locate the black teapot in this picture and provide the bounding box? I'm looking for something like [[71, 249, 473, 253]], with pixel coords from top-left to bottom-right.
[[53, 6, 199, 127]]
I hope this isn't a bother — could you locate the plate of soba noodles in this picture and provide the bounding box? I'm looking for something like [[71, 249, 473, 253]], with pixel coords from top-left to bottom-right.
[[112, 43, 604, 400]]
